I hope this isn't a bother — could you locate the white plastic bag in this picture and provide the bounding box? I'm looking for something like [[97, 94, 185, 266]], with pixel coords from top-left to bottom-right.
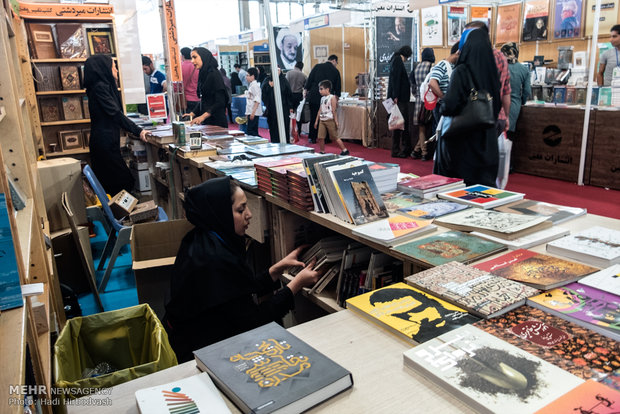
[[496, 132, 513, 189], [388, 104, 405, 131], [295, 98, 306, 122]]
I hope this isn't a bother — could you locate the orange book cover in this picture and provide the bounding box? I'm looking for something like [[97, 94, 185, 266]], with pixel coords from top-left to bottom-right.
[[535, 380, 620, 413]]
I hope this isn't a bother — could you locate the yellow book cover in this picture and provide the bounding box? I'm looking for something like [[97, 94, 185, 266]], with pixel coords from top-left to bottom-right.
[[345, 282, 479, 344]]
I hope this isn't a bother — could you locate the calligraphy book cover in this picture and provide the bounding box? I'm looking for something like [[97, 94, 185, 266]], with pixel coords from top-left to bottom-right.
[[61, 96, 83, 121], [527, 283, 620, 341], [34, 64, 61, 92], [194, 322, 353, 414], [474, 306, 620, 380], [405, 261, 539, 319], [346, 282, 479, 344], [493, 199, 586, 225], [38, 97, 61, 122], [546, 226, 620, 268], [403, 325, 584, 414], [60, 65, 80, 90], [473, 249, 598, 290], [437, 185, 525, 209], [535, 380, 620, 413], [393, 231, 507, 267]]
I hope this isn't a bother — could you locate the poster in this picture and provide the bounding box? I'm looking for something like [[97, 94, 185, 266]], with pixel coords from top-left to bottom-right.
[[273, 27, 303, 71], [522, 0, 550, 42], [585, 0, 618, 36], [554, 0, 583, 38], [313, 45, 329, 63], [496, 3, 522, 44], [375, 16, 416, 75], [421, 6, 444, 46], [147, 93, 167, 120], [470, 6, 493, 34], [447, 6, 468, 44]]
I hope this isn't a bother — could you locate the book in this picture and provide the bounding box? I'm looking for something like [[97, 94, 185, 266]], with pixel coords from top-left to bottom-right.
[[247, 143, 313, 157], [336, 243, 373, 307], [579, 264, 620, 296], [470, 226, 570, 250], [438, 185, 525, 209], [474, 249, 599, 290], [33, 64, 61, 92], [60, 66, 81, 90], [493, 199, 586, 225], [313, 156, 356, 216], [39, 97, 61, 122], [81, 96, 90, 119], [302, 154, 336, 213], [380, 191, 426, 213], [434, 209, 553, 241], [346, 282, 479, 344], [331, 164, 388, 225], [546, 226, 620, 268], [55, 23, 87, 59], [0, 194, 23, 311], [397, 174, 465, 198], [26, 23, 57, 59], [403, 325, 584, 414], [527, 283, 620, 341], [535, 380, 620, 413], [61, 96, 84, 121], [474, 306, 620, 381], [135, 372, 231, 414], [397, 199, 470, 219], [393, 231, 507, 267], [351, 215, 436, 247], [194, 322, 353, 414], [553, 85, 566, 104], [405, 261, 539, 318]]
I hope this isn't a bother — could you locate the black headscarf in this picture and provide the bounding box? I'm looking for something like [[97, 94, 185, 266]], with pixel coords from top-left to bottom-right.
[[83, 55, 121, 106], [421, 48, 436, 63], [184, 176, 245, 256], [193, 47, 218, 96], [456, 28, 502, 117], [230, 71, 242, 90]]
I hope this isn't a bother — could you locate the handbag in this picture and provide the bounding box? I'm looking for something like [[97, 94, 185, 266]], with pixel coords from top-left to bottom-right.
[[442, 68, 495, 139]]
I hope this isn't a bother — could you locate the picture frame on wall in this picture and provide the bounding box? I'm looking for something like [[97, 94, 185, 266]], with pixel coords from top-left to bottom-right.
[[59, 130, 83, 151], [446, 6, 468, 45], [87, 29, 115, 55], [522, 0, 550, 42], [469, 6, 494, 37], [496, 3, 522, 44], [554, 0, 584, 39], [421, 6, 444, 47]]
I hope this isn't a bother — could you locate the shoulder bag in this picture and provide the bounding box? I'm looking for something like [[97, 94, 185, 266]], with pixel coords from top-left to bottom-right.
[[441, 67, 495, 139]]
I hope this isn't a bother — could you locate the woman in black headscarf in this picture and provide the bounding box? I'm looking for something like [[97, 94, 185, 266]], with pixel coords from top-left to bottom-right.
[[435, 28, 501, 187], [84, 55, 147, 195], [186, 47, 228, 128], [261, 67, 294, 143], [230, 71, 242, 95], [164, 177, 320, 362]]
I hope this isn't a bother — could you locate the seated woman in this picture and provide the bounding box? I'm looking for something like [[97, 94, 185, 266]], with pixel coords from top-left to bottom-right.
[[164, 177, 320, 362]]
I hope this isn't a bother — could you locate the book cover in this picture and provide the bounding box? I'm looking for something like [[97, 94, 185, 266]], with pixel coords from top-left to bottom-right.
[[397, 200, 470, 219], [438, 185, 525, 209], [0, 194, 23, 310], [135, 372, 231, 414], [398, 174, 464, 192], [393, 231, 507, 267], [346, 282, 479, 344], [81, 96, 90, 119], [61, 96, 84, 121], [470, 226, 570, 250], [599, 87, 612, 106], [56, 23, 87, 59], [565, 86, 576, 104], [434, 208, 552, 240], [579, 264, 620, 296], [380, 191, 426, 213], [527, 283, 620, 341], [473, 249, 598, 290], [403, 325, 584, 414], [405, 261, 540, 318], [591, 86, 600, 105], [474, 306, 620, 381], [331, 164, 388, 225], [522, 0, 550, 42], [351, 215, 436, 247], [553, 85, 566, 103], [493, 199, 586, 225], [39, 97, 61, 122], [194, 322, 353, 414], [302, 154, 337, 213], [33, 64, 61, 92], [546, 226, 620, 268], [26, 23, 57, 59], [496, 3, 523, 44], [60, 65, 80, 90], [535, 380, 620, 413]]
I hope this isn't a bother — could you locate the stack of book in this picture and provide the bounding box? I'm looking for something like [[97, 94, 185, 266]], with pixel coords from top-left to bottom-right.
[[397, 174, 465, 199], [247, 143, 313, 157], [367, 162, 400, 193], [438, 185, 525, 209], [336, 243, 373, 306], [254, 157, 303, 197], [288, 236, 349, 277], [492, 199, 586, 225], [235, 135, 268, 145], [546, 226, 620, 268], [286, 167, 314, 211], [351, 214, 436, 247], [303, 154, 338, 213], [380, 191, 425, 213]]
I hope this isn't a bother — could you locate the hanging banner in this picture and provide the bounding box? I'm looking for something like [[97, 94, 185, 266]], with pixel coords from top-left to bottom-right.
[[421, 6, 444, 47], [553, 0, 583, 39], [496, 3, 522, 44], [304, 14, 329, 30], [274, 27, 303, 71], [522, 0, 550, 42], [163, 0, 181, 82], [447, 6, 468, 45], [147, 93, 167, 120], [17, 1, 113, 20], [585, 0, 618, 36], [373, 1, 418, 76]]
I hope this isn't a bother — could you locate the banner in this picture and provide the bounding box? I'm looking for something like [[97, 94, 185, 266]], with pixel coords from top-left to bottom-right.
[[421, 6, 444, 47], [585, 0, 618, 36], [496, 3, 522, 44], [163, 0, 181, 82], [17, 1, 113, 20], [470, 6, 493, 34], [375, 16, 416, 75], [273, 27, 303, 71], [522, 0, 550, 42], [553, 0, 583, 39]]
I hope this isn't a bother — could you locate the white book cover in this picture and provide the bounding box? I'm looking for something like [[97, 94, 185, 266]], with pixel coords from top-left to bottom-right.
[[547, 226, 620, 267], [352, 215, 437, 246], [578, 264, 620, 296], [470, 226, 570, 250], [436, 209, 550, 234], [403, 325, 583, 414], [135, 372, 231, 414]]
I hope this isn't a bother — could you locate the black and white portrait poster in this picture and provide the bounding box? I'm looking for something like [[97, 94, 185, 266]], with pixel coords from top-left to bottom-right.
[[273, 26, 303, 71], [374, 2, 418, 76]]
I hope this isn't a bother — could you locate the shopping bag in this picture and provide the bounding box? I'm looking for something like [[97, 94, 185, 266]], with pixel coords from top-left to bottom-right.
[[291, 118, 299, 143], [388, 104, 405, 131], [496, 132, 512, 190]]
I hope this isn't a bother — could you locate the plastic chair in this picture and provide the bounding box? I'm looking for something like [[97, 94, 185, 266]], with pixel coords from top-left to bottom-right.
[[83, 165, 168, 292]]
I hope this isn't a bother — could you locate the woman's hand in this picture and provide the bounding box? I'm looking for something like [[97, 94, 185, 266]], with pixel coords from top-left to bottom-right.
[[269, 245, 307, 280], [190, 112, 209, 125], [139, 130, 149, 142], [286, 258, 321, 295], [182, 112, 195, 119]]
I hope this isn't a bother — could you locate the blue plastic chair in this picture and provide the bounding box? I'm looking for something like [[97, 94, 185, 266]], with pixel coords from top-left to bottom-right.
[[83, 165, 168, 292]]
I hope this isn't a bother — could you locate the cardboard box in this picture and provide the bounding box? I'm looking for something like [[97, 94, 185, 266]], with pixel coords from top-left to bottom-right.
[[131, 219, 194, 319], [37, 157, 87, 231], [109, 190, 138, 219], [131, 168, 151, 191], [129, 200, 159, 224]]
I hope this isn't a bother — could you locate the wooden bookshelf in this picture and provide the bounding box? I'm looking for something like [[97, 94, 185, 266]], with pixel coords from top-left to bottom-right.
[[40, 119, 90, 126], [45, 147, 89, 157], [36, 89, 86, 95]]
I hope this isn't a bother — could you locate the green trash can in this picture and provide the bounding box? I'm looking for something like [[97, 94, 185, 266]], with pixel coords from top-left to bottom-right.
[[54, 304, 177, 401]]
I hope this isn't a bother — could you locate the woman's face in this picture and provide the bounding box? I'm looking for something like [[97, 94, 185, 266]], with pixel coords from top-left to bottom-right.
[[191, 51, 203, 70], [231, 187, 252, 236], [111, 61, 118, 80]]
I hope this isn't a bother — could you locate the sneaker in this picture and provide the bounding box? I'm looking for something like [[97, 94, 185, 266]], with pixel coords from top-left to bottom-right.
[[340, 149, 350, 156]]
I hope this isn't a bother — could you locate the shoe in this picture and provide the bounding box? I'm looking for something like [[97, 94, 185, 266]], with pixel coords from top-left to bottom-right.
[[340, 149, 350, 156], [393, 153, 407, 158], [421, 154, 432, 161], [411, 151, 422, 159]]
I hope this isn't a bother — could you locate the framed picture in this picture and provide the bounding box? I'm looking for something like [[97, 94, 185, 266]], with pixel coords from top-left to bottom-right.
[[87, 29, 115, 55], [82, 129, 91, 147], [59, 130, 83, 151]]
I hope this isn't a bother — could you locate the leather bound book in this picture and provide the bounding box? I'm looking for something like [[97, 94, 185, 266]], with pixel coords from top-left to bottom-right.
[[81, 96, 90, 119], [55, 23, 87, 59], [27, 23, 58, 59], [33, 64, 61, 92], [60, 66, 80, 90], [61, 96, 84, 121], [39, 97, 61, 122]]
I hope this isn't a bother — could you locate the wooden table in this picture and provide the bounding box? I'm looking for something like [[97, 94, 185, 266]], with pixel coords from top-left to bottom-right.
[[66, 310, 474, 414]]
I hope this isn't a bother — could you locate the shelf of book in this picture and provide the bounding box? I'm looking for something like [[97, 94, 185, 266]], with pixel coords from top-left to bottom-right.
[[281, 272, 343, 313], [0, 306, 27, 414], [36, 89, 86, 95], [45, 147, 89, 157], [40, 119, 90, 126]]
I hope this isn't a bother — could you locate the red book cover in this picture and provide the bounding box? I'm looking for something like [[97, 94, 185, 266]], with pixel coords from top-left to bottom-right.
[[398, 174, 463, 190], [535, 380, 620, 413]]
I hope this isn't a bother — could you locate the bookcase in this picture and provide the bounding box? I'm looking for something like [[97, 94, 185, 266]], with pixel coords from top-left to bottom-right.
[[0, 1, 65, 412], [18, 2, 124, 159]]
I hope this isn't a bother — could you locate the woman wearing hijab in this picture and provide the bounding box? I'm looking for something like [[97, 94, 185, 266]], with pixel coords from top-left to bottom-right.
[[387, 45, 413, 158], [262, 67, 294, 143], [84, 55, 147, 195], [435, 28, 501, 187], [230, 71, 242, 95], [186, 47, 228, 128], [500, 43, 531, 141], [163, 177, 320, 362]]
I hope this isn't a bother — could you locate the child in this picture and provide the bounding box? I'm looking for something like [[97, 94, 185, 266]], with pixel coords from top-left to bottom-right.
[[314, 80, 349, 155], [244, 67, 263, 136]]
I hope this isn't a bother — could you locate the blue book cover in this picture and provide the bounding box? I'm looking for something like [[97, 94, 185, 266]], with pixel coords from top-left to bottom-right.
[[397, 200, 470, 219], [0, 194, 23, 310]]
